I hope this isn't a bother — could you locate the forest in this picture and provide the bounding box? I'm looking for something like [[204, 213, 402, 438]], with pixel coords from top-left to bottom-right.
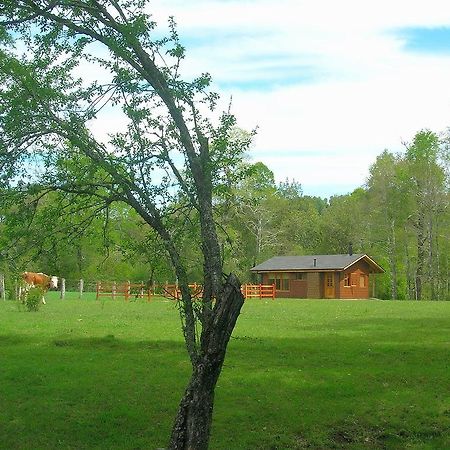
[[1, 128, 448, 301]]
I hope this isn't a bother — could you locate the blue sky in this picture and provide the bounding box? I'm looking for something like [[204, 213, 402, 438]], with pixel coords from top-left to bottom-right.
[[401, 27, 450, 54], [94, 0, 450, 198]]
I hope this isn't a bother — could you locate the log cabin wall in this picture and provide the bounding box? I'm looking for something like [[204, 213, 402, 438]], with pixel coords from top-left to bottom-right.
[[334, 272, 341, 298], [338, 260, 371, 299], [260, 262, 372, 299], [262, 272, 306, 298], [290, 279, 307, 298], [307, 272, 321, 298]]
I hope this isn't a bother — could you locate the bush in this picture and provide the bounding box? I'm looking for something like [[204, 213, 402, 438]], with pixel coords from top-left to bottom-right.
[[22, 287, 43, 312]]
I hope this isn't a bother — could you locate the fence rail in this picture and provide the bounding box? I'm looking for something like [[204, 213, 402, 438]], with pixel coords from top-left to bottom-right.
[[0, 275, 276, 302], [159, 283, 204, 300], [241, 284, 275, 300], [96, 281, 152, 302]]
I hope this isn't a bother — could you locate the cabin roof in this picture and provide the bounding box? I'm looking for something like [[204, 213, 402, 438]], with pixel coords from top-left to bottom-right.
[[250, 254, 384, 273]]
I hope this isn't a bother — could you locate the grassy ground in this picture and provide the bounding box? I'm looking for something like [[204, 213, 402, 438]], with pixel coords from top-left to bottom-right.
[[0, 294, 449, 449]]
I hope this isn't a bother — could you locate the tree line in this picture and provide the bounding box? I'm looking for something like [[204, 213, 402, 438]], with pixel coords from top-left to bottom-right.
[[1, 129, 448, 300]]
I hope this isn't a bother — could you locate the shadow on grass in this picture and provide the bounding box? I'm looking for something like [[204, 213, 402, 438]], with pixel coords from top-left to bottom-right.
[[1, 316, 449, 449], [0, 334, 30, 345], [52, 335, 185, 351], [274, 315, 450, 333]]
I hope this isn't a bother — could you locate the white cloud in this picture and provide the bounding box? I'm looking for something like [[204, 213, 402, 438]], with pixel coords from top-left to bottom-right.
[[93, 0, 450, 196]]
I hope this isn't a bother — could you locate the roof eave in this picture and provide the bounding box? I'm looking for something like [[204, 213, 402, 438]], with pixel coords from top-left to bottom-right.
[[251, 254, 385, 273], [343, 254, 385, 273], [251, 268, 345, 272]]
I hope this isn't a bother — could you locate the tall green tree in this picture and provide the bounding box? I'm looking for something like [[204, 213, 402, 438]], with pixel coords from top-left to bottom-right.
[[367, 150, 405, 299], [319, 188, 369, 255], [228, 162, 278, 271], [272, 181, 324, 256], [403, 130, 448, 300], [0, 2, 250, 448], [366, 131, 449, 300]]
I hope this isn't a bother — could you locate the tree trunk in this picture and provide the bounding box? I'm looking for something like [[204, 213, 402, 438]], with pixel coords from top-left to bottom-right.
[[0, 273, 5, 301], [403, 226, 413, 300], [388, 219, 398, 300], [415, 213, 426, 301], [168, 359, 221, 450], [168, 274, 244, 449], [429, 215, 436, 300]]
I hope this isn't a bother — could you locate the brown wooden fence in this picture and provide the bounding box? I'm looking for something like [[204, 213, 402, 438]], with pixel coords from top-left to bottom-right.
[[241, 284, 275, 300], [161, 283, 204, 300], [95, 281, 275, 302], [163, 283, 275, 300], [96, 281, 152, 302]]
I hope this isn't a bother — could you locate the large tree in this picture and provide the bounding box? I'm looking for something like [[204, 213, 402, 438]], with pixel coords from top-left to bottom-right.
[[0, 1, 250, 448], [367, 150, 405, 299], [403, 130, 448, 300]]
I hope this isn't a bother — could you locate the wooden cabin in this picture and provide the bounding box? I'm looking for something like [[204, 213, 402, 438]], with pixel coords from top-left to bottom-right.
[[250, 254, 384, 299]]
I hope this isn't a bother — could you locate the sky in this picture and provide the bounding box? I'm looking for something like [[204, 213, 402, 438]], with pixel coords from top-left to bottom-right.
[[139, 0, 450, 198]]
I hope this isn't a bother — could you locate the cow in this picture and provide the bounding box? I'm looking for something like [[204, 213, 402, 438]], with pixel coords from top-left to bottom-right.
[[20, 272, 58, 305]]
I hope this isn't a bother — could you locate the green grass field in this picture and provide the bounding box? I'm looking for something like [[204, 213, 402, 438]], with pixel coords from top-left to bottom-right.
[[1, 294, 449, 449]]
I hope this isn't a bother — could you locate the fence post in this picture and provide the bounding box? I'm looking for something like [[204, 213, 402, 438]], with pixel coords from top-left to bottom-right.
[[125, 281, 130, 302], [96, 281, 101, 300], [60, 278, 66, 300], [79, 279, 84, 299], [112, 281, 116, 300], [0, 274, 5, 301]]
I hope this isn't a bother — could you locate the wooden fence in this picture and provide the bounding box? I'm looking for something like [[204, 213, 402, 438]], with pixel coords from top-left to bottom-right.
[[71, 280, 276, 301], [157, 283, 275, 300], [0, 275, 275, 302], [96, 281, 152, 302], [159, 283, 276, 301], [241, 284, 275, 300], [161, 283, 204, 301]]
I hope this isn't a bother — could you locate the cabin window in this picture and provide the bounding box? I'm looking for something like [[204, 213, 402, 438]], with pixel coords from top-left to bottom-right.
[[294, 273, 305, 280], [344, 274, 350, 287], [268, 273, 290, 291], [360, 275, 365, 287]]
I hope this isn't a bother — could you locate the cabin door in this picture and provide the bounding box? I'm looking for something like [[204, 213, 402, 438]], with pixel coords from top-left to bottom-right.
[[324, 273, 335, 298]]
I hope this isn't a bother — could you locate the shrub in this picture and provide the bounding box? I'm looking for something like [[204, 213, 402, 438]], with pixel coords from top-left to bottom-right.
[[22, 287, 43, 312]]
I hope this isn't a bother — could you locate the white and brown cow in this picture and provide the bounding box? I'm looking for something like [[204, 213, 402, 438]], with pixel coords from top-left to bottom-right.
[[20, 272, 58, 304]]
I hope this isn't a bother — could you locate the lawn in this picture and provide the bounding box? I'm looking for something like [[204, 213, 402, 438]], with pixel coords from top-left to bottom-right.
[[1, 295, 449, 449]]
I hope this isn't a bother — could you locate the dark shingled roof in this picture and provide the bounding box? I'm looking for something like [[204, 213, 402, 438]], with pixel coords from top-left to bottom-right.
[[251, 254, 384, 272]]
